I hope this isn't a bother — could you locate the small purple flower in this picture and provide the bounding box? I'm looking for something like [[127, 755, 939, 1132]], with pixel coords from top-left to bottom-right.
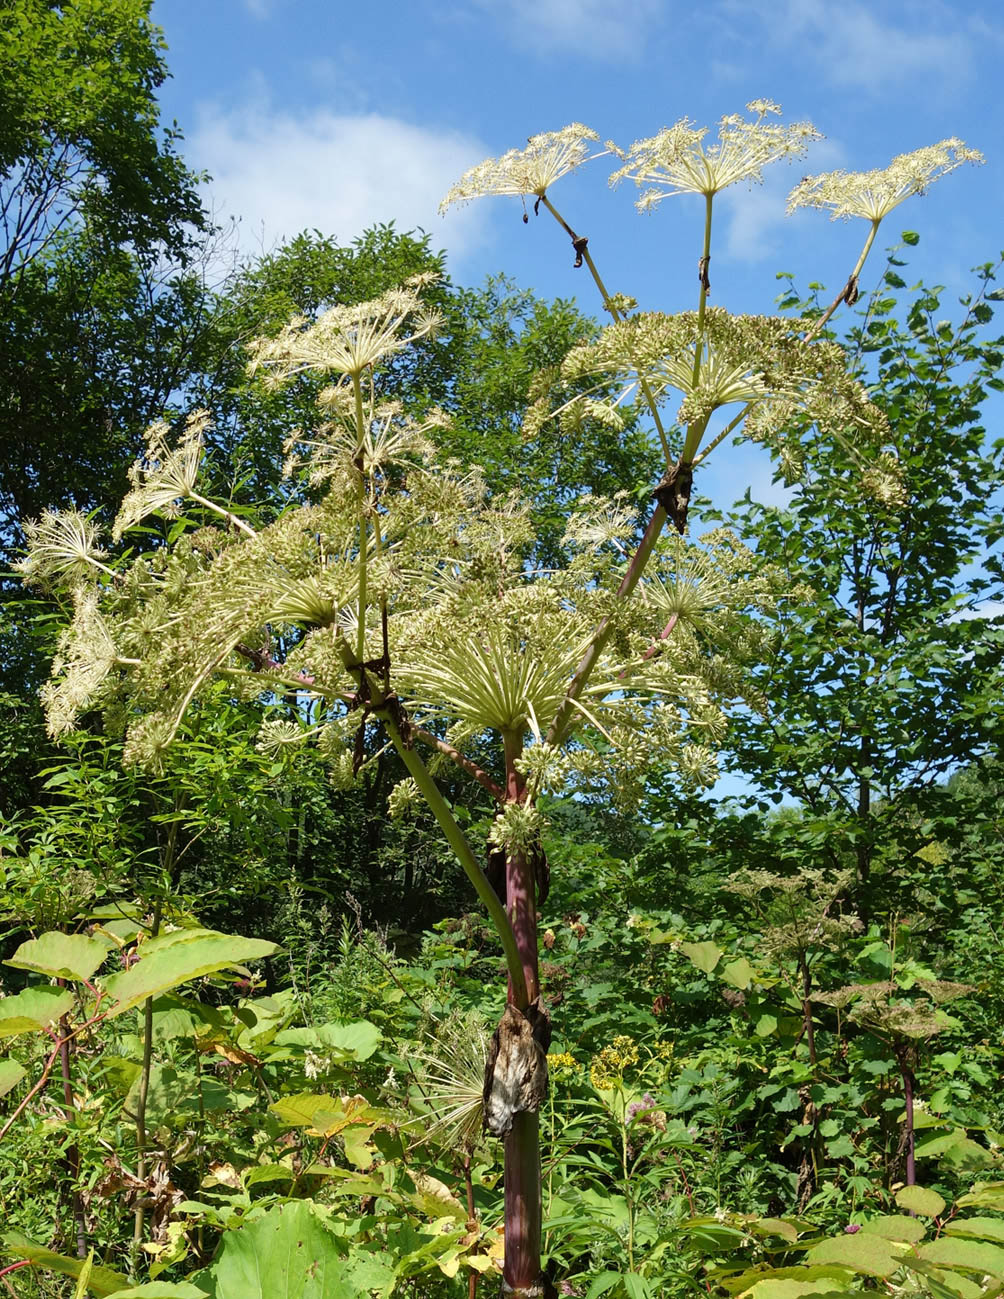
[[844, 1223, 861, 1234]]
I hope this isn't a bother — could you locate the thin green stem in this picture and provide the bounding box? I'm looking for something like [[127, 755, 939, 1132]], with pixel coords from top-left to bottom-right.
[[546, 502, 667, 748], [692, 401, 754, 466], [352, 374, 368, 663], [691, 192, 714, 388], [622, 1103, 635, 1273], [188, 491, 257, 539], [806, 218, 881, 340], [539, 193, 672, 466], [381, 713, 528, 1007]]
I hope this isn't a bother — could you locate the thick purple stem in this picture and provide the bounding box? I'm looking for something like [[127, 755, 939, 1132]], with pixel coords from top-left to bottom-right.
[[501, 730, 544, 1296], [902, 1056, 916, 1187]]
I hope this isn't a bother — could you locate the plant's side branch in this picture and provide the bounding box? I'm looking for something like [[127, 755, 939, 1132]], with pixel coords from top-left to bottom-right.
[[538, 193, 673, 466], [804, 218, 880, 342], [0, 1001, 106, 1146], [330, 633, 529, 1006], [413, 727, 504, 802], [547, 503, 667, 748]]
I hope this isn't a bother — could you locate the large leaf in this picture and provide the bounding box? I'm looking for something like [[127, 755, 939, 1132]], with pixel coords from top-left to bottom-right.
[[270, 1020, 381, 1062], [106, 1287, 208, 1298], [0, 987, 74, 1037], [860, 1214, 926, 1244], [0, 1058, 26, 1096], [721, 957, 754, 990], [745, 1282, 852, 1299], [917, 1236, 1004, 1276], [895, 1185, 946, 1217], [680, 941, 723, 974], [957, 1182, 1004, 1211], [193, 1200, 354, 1299], [944, 1217, 1004, 1244], [5, 932, 110, 982], [806, 1234, 902, 1276], [269, 1092, 389, 1137], [99, 933, 278, 1019], [0, 1233, 127, 1296]]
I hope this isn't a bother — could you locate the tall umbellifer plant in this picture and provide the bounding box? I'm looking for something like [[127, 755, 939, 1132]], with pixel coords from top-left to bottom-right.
[[21, 105, 981, 1297]]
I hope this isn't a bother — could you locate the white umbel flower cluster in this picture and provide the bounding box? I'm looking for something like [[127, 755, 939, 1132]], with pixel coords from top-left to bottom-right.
[[439, 124, 602, 210], [787, 139, 983, 222], [609, 100, 820, 207]]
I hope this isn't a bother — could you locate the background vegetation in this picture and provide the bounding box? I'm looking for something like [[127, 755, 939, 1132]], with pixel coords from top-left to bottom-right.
[[2, 4, 1004, 1298]]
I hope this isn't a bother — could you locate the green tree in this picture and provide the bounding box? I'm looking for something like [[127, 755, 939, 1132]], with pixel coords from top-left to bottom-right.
[[721, 250, 1004, 907], [0, 0, 209, 555]]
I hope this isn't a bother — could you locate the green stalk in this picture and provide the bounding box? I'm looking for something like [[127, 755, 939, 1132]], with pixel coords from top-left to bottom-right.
[[690, 193, 714, 388], [806, 218, 881, 340], [352, 373, 368, 663], [621, 1097, 635, 1273], [546, 502, 667, 748], [539, 193, 672, 467], [380, 712, 528, 1008]]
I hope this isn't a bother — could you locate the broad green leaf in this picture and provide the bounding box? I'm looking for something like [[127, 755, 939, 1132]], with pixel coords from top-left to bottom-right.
[[807, 1233, 902, 1276], [681, 941, 723, 974], [270, 1020, 381, 1062], [944, 1217, 1004, 1244], [0, 987, 74, 1037], [269, 1092, 387, 1138], [957, 1182, 1004, 1211], [411, 1174, 466, 1224], [342, 1124, 376, 1170], [0, 1233, 128, 1296], [0, 1058, 26, 1096], [242, 1165, 295, 1189], [895, 1184, 946, 1216], [746, 1282, 853, 1299], [192, 1200, 351, 1298], [917, 1237, 1004, 1276], [623, 1273, 654, 1299], [100, 933, 278, 1019], [5, 932, 109, 983], [106, 1286, 208, 1297], [755, 1012, 779, 1037], [585, 1273, 622, 1299], [74, 1250, 94, 1299], [721, 957, 754, 990], [860, 1214, 926, 1243], [748, 1218, 800, 1244]]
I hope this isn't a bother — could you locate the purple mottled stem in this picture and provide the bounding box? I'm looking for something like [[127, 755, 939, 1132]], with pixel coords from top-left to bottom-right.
[[502, 730, 544, 1296]]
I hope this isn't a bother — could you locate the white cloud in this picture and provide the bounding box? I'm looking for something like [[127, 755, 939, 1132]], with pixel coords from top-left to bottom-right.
[[189, 102, 488, 263], [473, 0, 663, 58], [729, 0, 973, 91]]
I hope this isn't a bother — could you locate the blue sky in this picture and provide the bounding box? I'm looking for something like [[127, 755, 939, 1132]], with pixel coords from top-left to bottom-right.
[[148, 1, 1002, 802], [151, 0, 1003, 510]]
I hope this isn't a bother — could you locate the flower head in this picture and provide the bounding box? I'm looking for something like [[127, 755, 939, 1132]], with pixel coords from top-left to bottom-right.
[[248, 278, 441, 386], [114, 410, 210, 540], [609, 101, 819, 207], [787, 138, 983, 222], [440, 124, 601, 211], [17, 509, 112, 589]]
